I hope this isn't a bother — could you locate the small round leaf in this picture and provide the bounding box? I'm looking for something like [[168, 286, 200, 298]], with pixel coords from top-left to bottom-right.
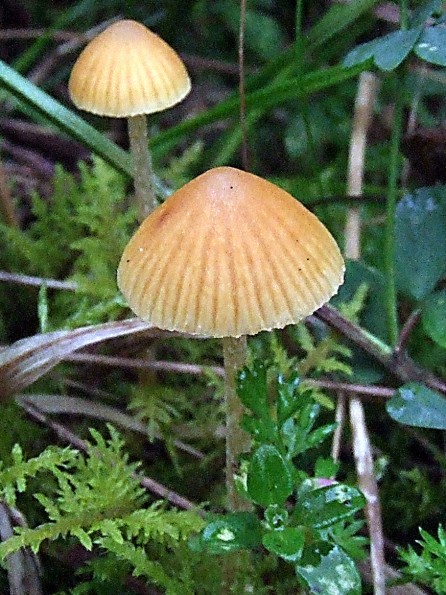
[[263, 527, 304, 562], [422, 290, 446, 348], [247, 445, 293, 506]]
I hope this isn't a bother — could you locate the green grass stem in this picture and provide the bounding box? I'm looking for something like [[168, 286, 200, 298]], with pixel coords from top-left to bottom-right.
[[385, 75, 404, 346]]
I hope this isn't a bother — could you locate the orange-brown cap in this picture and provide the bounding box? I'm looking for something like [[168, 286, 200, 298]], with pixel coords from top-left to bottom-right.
[[117, 167, 345, 338], [68, 20, 191, 117]]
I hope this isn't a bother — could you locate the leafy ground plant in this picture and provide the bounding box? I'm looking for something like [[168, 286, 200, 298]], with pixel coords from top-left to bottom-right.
[[193, 361, 367, 593]]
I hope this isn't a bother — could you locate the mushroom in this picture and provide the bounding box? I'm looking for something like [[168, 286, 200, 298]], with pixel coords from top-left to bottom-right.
[[117, 166, 345, 510], [68, 19, 191, 219]]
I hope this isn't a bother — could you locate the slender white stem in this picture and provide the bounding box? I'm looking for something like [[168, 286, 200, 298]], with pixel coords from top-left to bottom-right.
[[343, 71, 386, 595]]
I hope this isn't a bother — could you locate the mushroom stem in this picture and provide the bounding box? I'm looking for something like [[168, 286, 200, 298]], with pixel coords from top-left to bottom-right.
[[222, 335, 252, 512], [127, 114, 157, 220]]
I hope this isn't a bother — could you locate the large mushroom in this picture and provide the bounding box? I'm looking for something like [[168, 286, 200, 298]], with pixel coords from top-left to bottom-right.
[[69, 19, 191, 219], [117, 166, 345, 510]]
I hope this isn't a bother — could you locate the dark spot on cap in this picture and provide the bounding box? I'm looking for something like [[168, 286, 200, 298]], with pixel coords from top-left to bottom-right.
[[126, 259, 130, 263], [230, 185, 233, 189], [155, 208, 172, 229], [306, 257, 310, 261]]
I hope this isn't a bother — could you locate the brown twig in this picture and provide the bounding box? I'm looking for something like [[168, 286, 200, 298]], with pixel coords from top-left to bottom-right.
[[307, 379, 394, 398], [0, 503, 42, 595], [395, 309, 421, 355], [65, 352, 225, 377], [343, 70, 386, 595], [315, 305, 446, 394], [0, 270, 78, 291], [65, 353, 397, 398], [331, 392, 347, 461], [0, 154, 19, 228], [0, 28, 91, 42], [17, 394, 204, 460]]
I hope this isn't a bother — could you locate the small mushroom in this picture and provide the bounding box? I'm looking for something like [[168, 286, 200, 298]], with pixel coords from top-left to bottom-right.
[[118, 167, 345, 510], [69, 19, 191, 219]]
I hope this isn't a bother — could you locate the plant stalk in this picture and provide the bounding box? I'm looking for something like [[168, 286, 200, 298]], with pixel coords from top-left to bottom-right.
[[384, 74, 404, 346], [222, 335, 252, 512], [127, 114, 157, 221]]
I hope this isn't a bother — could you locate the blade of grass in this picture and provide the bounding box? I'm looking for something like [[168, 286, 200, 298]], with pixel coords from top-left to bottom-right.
[[306, 0, 379, 50], [0, 59, 132, 178], [152, 61, 370, 157], [210, 0, 375, 168]]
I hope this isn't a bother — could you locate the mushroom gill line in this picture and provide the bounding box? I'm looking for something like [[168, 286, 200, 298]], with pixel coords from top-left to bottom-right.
[[223, 224, 240, 333], [250, 208, 308, 316], [241, 214, 286, 326], [191, 225, 213, 331], [258, 206, 336, 304], [235, 221, 268, 331]]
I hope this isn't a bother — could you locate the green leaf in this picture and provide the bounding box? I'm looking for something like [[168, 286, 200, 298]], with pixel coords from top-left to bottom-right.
[[244, 9, 284, 61], [277, 373, 301, 425], [152, 61, 368, 157], [306, 424, 337, 449], [297, 544, 361, 595], [422, 290, 446, 348], [334, 260, 387, 339], [343, 39, 378, 68], [395, 187, 446, 300], [344, 28, 422, 71], [386, 383, 446, 429], [194, 513, 262, 554], [295, 484, 365, 529], [415, 27, 446, 66], [307, 0, 379, 50], [264, 504, 289, 531], [314, 457, 339, 480], [332, 260, 387, 382], [373, 28, 422, 71], [247, 445, 293, 506], [410, 0, 443, 27], [237, 361, 268, 418], [263, 527, 305, 562]]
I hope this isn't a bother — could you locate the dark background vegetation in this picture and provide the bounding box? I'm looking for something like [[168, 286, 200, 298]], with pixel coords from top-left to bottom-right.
[[1, 0, 446, 593]]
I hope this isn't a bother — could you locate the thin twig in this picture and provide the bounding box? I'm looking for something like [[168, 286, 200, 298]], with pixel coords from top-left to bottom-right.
[[315, 305, 446, 394], [65, 353, 396, 398], [343, 70, 386, 595], [0, 29, 93, 42], [306, 379, 394, 398], [19, 399, 199, 512], [395, 309, 421, 355], [0, 154, 19, 228], [65, 352, 225, 377], [350, 400, 386, 595], [331, 392, 346, 461], [0, 270, 78, 291], [17, 394, 204, 460]]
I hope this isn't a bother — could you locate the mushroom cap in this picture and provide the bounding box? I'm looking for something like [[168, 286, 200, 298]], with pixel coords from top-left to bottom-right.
[[117, 167, 345, 338], [68, 20, 191, 117]]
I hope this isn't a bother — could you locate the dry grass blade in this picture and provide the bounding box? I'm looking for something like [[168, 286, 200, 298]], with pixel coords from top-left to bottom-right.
[[0, 503, 42, 595], [0, 319, 184, 400]]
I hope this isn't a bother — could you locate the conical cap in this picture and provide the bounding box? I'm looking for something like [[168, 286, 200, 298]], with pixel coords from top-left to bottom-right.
[[68, 20, 191, 117], [118, 167, 345, 338]]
